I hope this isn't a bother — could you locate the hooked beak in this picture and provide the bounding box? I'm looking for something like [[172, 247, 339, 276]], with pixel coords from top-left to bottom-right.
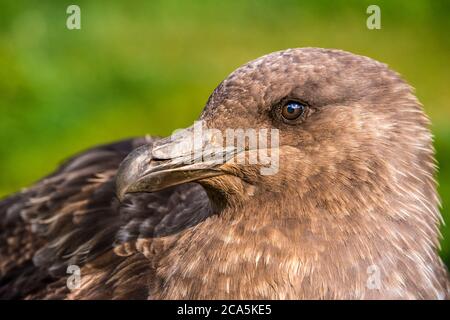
[[116, 125, 236, 201]]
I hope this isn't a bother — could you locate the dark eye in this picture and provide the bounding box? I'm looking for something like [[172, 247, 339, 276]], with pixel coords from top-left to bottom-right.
[[281, 101, 306, 120]]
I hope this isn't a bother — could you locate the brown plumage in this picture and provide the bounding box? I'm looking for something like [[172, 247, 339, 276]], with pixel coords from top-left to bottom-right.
[[0, 48, 449, 299]]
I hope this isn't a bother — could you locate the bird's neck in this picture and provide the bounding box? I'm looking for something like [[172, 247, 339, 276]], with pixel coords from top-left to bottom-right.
[[194, 169, 445, 298]]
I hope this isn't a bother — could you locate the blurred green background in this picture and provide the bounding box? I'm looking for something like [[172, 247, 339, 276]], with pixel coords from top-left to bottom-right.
[[0, 0, 449, 266]]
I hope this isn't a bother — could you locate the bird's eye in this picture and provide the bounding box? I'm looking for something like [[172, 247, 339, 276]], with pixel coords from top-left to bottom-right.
[[281, 101, 306, 120]]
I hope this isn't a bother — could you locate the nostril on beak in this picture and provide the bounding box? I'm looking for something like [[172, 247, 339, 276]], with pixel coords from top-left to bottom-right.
[[152, 138, 195, 161], [152, 145, 173, 161]]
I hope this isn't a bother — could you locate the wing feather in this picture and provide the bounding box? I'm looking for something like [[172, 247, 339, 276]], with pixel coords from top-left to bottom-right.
[[0, 137, 212, 299]]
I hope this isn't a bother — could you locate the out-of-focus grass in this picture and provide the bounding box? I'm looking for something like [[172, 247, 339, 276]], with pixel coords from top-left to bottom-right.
[[0, 0, 449, 265]]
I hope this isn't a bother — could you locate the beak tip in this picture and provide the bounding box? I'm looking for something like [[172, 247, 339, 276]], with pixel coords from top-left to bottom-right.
[[115, 176, 128, 202], [116, 188, 126, 203], [115, 144, 153, 201]]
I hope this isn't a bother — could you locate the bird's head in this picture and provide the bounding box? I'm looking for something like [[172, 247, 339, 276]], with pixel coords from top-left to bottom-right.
[[117, 48, 435, 217]]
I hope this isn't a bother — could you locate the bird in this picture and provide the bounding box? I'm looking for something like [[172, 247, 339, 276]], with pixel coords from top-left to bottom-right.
[[0, 47, 448, 299]]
